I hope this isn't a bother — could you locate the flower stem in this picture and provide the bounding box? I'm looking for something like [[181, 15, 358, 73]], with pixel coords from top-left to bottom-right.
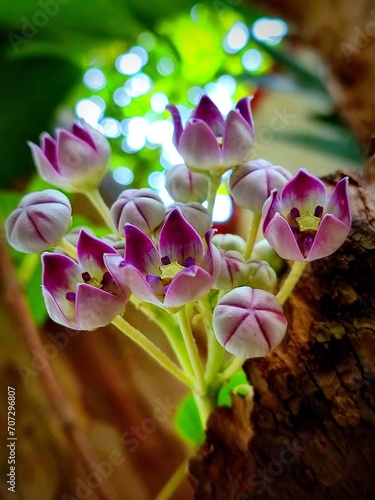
[[176, 307, 206, 396], [199, 297, 226, 385], [85, 189, 114, 230], [276, 261, 307, 305], [58, 237, 77, 259], [206, 174, 222, 219], [243, 211, 262, 260], [219, 356, 244, 383], [155, 458, 189, 500], [131, 297, 193, 375], [111, 315, 194, 389], [17, 253, 39, 286]]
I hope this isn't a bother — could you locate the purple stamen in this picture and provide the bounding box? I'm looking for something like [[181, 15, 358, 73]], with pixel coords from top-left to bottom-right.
[[66, 291, 76, 303], [183, 257, 195, 267], [119, 260, 126, 267], [302, 235, 314, 257], [101, 271, 112, 287], [290, 207, 300, 220], [146, 274, 161, 286], [314, 205, 323, 218], [82, 271, 91, 283], [161, 256, 171, 265]]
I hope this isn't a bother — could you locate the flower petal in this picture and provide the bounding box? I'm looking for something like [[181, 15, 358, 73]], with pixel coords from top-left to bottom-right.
[[159, 209, 204, 263], [77, 229, 118, 276], [222, 110, 254, 167], [280, 169, 327, 214], [75, 283, 125, 330], [28, 140, 63, 186], [79, 120, 111, 160], [262, 190, 281, 232], [42, 286, 77, 328], [190, 94, 225, 137], [178, 119, 222, 170], [235, 96, 254, 132], [164, 266, 213, 308], [263, 213, 305, 261], [104, 253, 132, 298], [56, 129, 100, 179], [306, 214, 350, 261], [123, 224, 160, 274], [42, 252, 82, 300], [120, 264, 164, 307], [166, 104, 184, 148], [200, 229, 222, 278], [72, 123, 97, 151], [326, 177, 351, 227]]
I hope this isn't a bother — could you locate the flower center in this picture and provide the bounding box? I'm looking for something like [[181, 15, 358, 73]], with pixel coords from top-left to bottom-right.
[[159, 261, 185, 286], [295, 211, 321, 232], [288, 206, 324, 258], [65, 271, 117, 303]]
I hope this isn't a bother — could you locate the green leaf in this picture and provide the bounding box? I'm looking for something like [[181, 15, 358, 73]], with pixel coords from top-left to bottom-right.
[[217, 369, 248, 407], [175, 394, 205, 446], [253, 39, 327, 94], [279, 132, 364, 165]]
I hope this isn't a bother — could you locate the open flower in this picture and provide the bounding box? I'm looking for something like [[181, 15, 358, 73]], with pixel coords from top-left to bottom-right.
[[105, 208, 221, 310], [42, 230, 129, 330], [167, 95, 254, 173], [262, 169, 351, 261], [29, 121, 110, 192]]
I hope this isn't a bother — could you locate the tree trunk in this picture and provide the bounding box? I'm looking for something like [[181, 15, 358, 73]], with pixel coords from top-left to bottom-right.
[[190, 2, 375, 497]]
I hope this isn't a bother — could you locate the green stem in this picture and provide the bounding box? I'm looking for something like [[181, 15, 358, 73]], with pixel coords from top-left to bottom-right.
[[111, 315, 194, 389], [155, 458, 188, 500], [58, 237, 77, 259], [85, 189, 114, 230], [206, 174, 222, 219], [17, 253, 39, 286], [131, 297, 193, 376], [176, 307, 206, 396], [243, 212, 262, 260], [199, 298, 226, 385], [276, 261, 307, 305], [219, 356, 244, 383]]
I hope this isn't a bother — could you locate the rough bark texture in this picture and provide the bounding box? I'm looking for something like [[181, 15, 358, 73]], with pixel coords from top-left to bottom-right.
[[191, 168, 375, 499], [190, 2, 375, 497]]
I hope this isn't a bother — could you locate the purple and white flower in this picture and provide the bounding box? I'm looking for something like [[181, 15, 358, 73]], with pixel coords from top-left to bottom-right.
[[262, 169, 351, 261], [29, 121, 110, 192], [105, 208, 221, 310], [213, 286, 287, 358], [42, 230, 129, 330], [167, 95, 254, 172]]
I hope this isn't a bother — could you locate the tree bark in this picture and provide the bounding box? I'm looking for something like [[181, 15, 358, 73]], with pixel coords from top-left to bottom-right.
[[190, 2, 375, 496], [190, 166, 375, 499]]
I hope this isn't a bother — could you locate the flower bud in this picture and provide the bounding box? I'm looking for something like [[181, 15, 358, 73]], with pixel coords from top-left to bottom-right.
[[229, 159, 292, 213], [6, 190, 72, 254], [110, 188, 165, 235], [253, 238, 285, 274], [165, 164, 209, 203], [247, 260, 277, 291], [213, 286, 287, 359], [164, 202, 211, 236], [28, 121, 110, 193], [214, 250, 249, 290], [212, 233, 246, 253]]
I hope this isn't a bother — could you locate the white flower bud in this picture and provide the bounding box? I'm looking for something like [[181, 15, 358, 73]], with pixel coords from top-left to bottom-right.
[[165, 164, 209, 203], [6, 190, 72, 254], [213, 286, 287, 358], [110, 188, 165, 235]]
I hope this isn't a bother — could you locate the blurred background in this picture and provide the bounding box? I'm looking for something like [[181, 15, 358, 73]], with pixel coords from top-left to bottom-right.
[[0, 0, 368, 498]]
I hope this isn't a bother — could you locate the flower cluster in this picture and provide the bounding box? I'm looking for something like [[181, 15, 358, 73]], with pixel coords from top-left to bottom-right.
[[6, 94, 351, 426]]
